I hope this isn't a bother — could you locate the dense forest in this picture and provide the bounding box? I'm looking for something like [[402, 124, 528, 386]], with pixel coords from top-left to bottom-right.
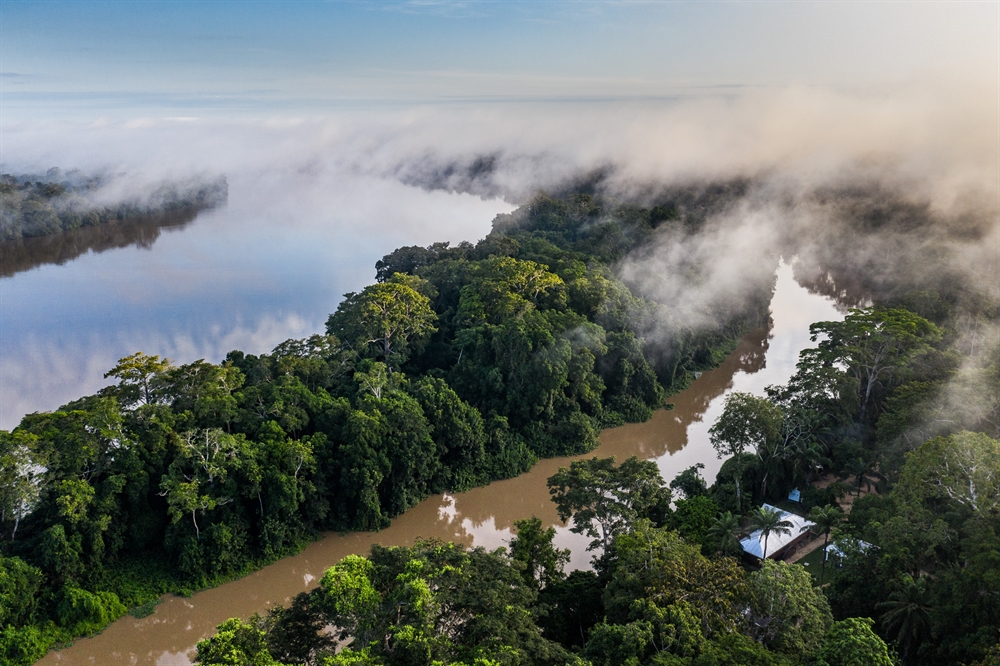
[[0, 190, 775, 664], [0, 168, 227, 241], [185, 288, 999, 666], [1, 182, 997, 665]]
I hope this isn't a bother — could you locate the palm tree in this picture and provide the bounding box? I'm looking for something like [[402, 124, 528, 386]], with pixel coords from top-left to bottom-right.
[[789, 439, 830, 487], [748, 506, 793, 560], [876, 574, 932, 664], [840, 455, 882, 497], [708, 511, 743, 557], [807, 504, 843, 585]]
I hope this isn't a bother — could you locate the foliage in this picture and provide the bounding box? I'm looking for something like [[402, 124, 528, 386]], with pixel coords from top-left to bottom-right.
[[746, 561, 832, 657], [195, 617, 284, 666], [0, 191, 793, 658], [709, 392, 782, 511], [509, 517, 569, 590], [548, 456, 669, 552], [816, 617, 894, 666], [669, 464, 708, 500]]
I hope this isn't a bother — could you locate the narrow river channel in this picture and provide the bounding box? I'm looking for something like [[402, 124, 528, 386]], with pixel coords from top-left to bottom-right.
[[38, 260, 842, 666]]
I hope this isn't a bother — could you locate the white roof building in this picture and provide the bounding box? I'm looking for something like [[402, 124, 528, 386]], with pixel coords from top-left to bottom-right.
[[825, 538, 873, 561], [740, 503, 815, 559]]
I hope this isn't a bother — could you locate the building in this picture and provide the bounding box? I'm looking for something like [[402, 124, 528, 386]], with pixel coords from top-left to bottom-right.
[[740, 503, 815, 561]]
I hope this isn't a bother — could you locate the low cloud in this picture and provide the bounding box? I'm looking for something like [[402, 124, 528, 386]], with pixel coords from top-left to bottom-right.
[[2, 78, 997, 426]]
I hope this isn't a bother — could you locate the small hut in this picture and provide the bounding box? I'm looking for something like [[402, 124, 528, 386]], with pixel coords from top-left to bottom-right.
[[740, 503, 815, 561]]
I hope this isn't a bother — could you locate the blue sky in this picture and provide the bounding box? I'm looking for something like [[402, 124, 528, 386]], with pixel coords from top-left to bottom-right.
[[2, 1, 996, 118]]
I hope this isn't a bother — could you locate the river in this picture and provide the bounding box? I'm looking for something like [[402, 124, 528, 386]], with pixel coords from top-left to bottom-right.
[[36, 258, 841, 665]]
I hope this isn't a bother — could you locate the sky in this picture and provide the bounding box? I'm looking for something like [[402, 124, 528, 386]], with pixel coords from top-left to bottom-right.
[[2, 1, 997, 120]]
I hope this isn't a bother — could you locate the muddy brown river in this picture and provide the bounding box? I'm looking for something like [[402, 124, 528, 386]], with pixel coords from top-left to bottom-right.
[[38, 261, 841, 665]]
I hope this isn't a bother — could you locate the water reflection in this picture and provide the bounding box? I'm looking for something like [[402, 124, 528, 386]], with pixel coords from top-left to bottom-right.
[[0, 206, 205, 279], [39, 260, 843, 666]]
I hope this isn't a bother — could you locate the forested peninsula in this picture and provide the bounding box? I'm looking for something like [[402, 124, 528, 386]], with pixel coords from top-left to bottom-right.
[[1, 187, 998, 666], [0, 168, 227, 242]]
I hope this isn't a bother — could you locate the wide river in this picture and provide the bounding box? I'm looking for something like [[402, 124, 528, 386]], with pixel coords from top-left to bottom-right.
[[1, 175, 841, 665]]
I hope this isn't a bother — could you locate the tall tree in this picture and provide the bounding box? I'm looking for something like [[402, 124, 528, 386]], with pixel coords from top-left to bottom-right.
[[326, 274, 437, 372], [547, 456, 666, 552], [509, 516, 569, 590], [896, 431, 1000, 517], [806, 307, 941, 423], [0, 431, 44, 542], [194, 618, 282, 666], [709, 392, 782, 511], [807, 504, 843, 585], [818, 617, 895, 666], [102, 352, 172, 408]]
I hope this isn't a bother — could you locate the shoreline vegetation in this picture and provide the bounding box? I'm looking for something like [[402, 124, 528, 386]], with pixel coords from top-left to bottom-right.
[[2, 184, 998, 666], [0, 168, 228, 243]]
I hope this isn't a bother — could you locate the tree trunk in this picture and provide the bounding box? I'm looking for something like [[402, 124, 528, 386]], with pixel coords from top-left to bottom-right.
[[762, 532, 769, 559], [192, 510, 200, 540], [860, 371, 878, 423], [820, 532, 829, 585]]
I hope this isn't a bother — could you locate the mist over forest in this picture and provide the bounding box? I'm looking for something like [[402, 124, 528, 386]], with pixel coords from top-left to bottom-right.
[[2, 36, 999, 666]]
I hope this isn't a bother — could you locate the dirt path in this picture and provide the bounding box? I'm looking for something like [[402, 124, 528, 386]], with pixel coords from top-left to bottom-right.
[[784, 473, 875, 564]]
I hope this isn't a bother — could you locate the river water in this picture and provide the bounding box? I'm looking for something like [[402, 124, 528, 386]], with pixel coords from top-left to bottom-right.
[[35, 255, 841, 665]]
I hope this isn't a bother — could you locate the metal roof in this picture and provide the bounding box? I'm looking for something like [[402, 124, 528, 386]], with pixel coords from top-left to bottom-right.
[[740, 503, 815, 559]]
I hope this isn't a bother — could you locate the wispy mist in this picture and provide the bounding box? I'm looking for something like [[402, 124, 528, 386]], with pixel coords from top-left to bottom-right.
[[3, 80, 997, 428]]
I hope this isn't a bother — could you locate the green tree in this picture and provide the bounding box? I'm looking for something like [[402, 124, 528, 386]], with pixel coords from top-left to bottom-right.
[[806, 306, 941, 423], [159, 428, 245, 540], [455, 256, 566, 326], [102, 351, 172, 408], [195, 617, 284, 666], [896, 431, 1000, 517], [709, 392, 782, 511], [0, 430, 44, 541], [162, 360, 244, 427], [510, 516, 569, 590], [0, 556, 43, 627], [747, 560, 833, 657], [747, 506, 793, 560], [326, 275, 438, 371], [603, 521, 749, 637], [669, 463, 708, 499], [876, 573, 932, 664], [548, 456, 666, 552], [671, 495, 719, 545], [707, 511, 744, 558], [817, 617, 894, 666], [316, 554, 381, 647], [807, 504, 844, 585], [262, 592, 335, 665]]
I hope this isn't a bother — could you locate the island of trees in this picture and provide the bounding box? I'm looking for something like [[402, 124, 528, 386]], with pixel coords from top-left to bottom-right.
[[0, 168, 227, 241], [1, 187, 997, 666]]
